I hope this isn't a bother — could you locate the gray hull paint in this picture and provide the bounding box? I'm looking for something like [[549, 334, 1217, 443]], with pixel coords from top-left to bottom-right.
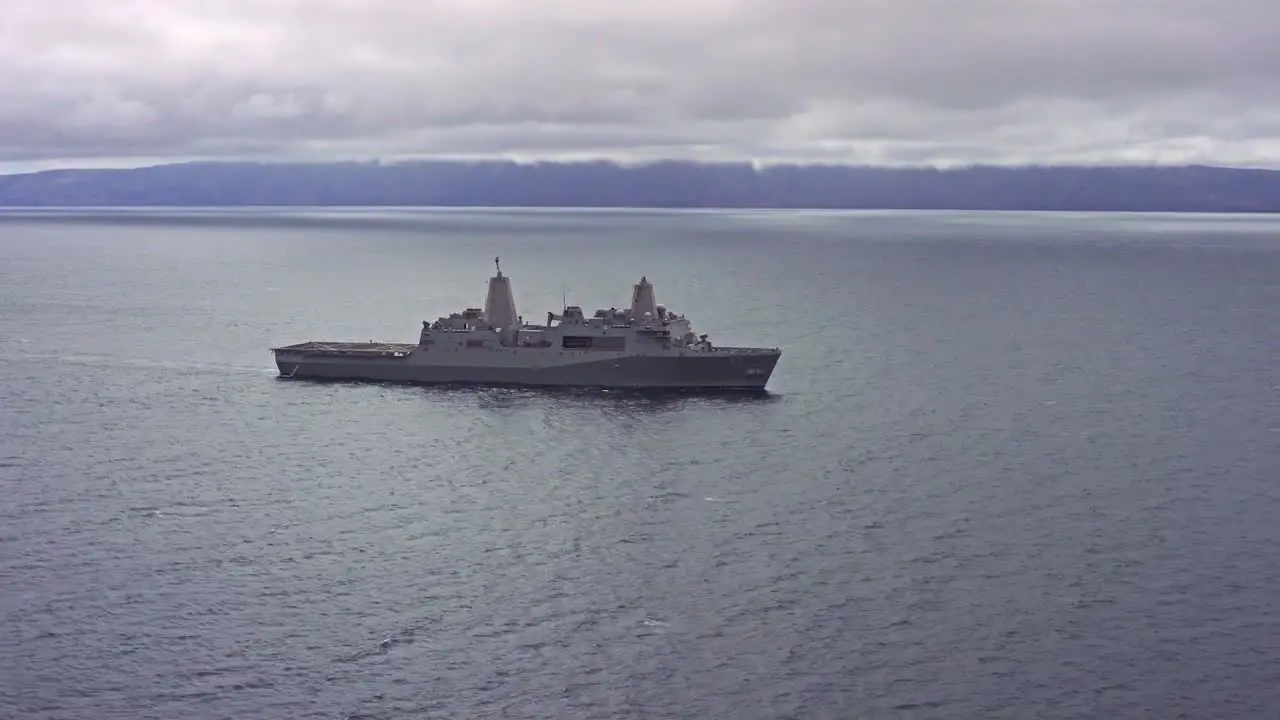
[[275, 351, 780, 390]]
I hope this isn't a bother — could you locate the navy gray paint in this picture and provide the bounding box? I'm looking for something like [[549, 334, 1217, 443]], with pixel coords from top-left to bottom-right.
[[273, 345, 781, 390], [271, 261, 782, 391]]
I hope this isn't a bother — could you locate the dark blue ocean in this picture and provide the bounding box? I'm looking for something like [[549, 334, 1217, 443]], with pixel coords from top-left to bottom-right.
[[1, 208, 1277, 719]]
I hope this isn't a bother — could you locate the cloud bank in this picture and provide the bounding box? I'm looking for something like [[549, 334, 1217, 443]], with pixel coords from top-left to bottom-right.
[[3, 0, 1280, 169]]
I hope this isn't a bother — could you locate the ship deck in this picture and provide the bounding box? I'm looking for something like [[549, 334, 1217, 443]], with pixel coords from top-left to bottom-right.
[[272, 341, 417, 357]]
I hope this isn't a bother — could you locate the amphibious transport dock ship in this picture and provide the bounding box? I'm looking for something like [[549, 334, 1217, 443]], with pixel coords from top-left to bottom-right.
[[271, 259, 782, 390]]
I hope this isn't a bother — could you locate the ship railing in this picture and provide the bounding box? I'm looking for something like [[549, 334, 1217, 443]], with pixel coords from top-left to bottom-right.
[[272, 341, 417, 355], [707, 346, 781, 355]]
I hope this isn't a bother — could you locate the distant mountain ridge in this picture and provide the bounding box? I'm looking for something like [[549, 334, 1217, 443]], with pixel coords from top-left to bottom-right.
[[2, 160, 1279, 212]]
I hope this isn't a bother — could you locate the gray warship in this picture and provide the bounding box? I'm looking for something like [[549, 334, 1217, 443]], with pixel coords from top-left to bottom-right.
[[271, 258, 782, 390]]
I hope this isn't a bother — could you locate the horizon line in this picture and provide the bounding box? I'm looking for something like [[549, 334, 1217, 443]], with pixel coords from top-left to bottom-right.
[[3, 206, 1280, 218], [4, 156, 1280, 178]]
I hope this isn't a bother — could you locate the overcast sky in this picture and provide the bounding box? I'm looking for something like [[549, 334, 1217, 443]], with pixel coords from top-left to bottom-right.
[[3, 0, 1279, 171]]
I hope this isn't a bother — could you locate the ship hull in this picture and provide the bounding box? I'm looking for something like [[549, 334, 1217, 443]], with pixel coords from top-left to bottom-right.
[[273, 348, 780, 391]]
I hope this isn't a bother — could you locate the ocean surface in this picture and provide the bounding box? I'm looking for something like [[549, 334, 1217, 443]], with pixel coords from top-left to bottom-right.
[[1, 207, 1277, 719]]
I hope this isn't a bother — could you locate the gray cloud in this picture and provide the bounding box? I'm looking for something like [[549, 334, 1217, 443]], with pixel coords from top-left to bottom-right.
[[3, 0, 1279, 168]]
